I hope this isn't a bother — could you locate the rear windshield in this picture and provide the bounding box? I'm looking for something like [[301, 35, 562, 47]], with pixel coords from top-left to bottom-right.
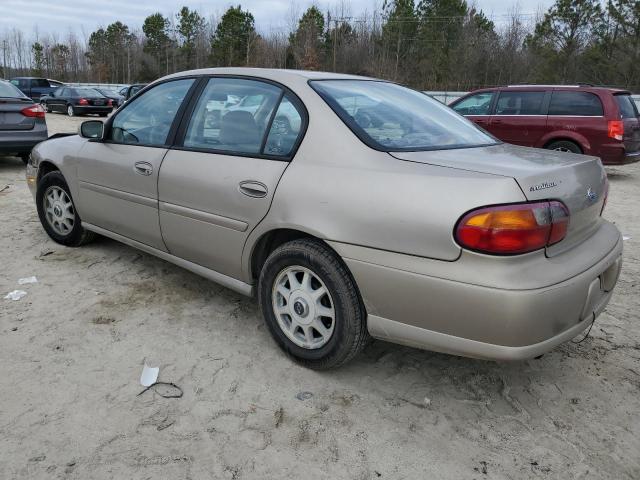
[[615, 94, 638, 119], [75, 88, 103, 97], [0, 81, 26, 98], [311, 80, 497, 151]]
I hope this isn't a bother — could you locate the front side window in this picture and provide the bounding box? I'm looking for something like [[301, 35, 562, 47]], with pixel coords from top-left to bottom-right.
[[32, 79, 49, 88], [495, 91, 545, 115], [109, 78, 194, 146], [615, 94, 638, 119], [183, 78, 283, 155], [452, 92, 494, 115], [311, 80, 496, 151], [549, 91, 603, 116]]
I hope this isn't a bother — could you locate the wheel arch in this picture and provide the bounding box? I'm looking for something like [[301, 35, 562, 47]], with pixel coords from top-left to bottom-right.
[[246, 228, 366, 315], [37, 160, 60, 183], [539, 132, 590, 153]]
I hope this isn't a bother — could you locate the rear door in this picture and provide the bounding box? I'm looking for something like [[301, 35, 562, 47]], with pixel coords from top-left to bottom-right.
[[29, 79, 50, 101], [489, 90, 549, 146], [76, 78, 196, 250], [614, 93, 640, 154], [546, 90, 606, 154], [450, 91, 495, 130], [158, 76, 306, 279]]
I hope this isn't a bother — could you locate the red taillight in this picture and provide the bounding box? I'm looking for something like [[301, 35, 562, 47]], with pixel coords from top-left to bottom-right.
[[455, 201, 570, 255], [78, 98, 89, 105], [20, 104, 45, 118], [608, 120, 624, 141], [107, 99, 113, 106]]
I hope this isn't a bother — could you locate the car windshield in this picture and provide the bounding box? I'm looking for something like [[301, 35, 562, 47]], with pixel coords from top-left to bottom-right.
[[0, 81, 26, 98], [311, 80, 497, 151]]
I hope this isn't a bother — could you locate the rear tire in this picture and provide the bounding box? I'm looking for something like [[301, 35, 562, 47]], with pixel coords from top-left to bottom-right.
[[36, 171, 95, 247], [546, 140, 582, 154], [258, 239, 369, 369], [67, 105, 75, 117]]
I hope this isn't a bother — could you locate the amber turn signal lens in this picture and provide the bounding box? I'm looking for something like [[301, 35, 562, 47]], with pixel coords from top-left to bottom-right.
[[455, 201, 569, 255]]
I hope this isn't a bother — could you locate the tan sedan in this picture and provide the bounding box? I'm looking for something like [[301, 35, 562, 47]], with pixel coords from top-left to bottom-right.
[[26, 68, 622, 368]]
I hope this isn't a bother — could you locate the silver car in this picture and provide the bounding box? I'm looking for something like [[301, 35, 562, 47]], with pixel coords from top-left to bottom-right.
[[26, 68, 623, 368]]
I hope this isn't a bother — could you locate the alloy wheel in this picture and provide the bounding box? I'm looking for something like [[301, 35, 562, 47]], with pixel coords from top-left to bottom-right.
[[43, 186, 75, 236], [271, 265, 336, 349]]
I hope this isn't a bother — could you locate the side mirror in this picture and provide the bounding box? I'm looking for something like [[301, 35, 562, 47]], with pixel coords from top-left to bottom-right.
[[79, 120, 104, 140]]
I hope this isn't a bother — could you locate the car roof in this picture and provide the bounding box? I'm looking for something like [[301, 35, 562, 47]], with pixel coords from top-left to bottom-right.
[[162, 67, 372, 84], [466, 85, 631, 95]]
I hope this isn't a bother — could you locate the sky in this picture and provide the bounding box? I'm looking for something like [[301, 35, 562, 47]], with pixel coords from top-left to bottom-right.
[[0, 0, 556, 38]]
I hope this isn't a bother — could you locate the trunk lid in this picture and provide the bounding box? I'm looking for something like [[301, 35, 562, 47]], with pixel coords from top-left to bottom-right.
[[614, 93, 640, 153], [391, 143, 607, 256], [0, 98, 36, 130]]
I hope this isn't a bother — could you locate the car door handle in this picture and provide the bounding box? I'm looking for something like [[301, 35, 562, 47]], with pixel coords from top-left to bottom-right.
[[239, 181, 268, 198], [134, 162, 153, 176]]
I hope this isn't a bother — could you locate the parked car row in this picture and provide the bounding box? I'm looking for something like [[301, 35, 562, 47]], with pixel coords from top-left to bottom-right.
[[450, 85, 640, 165], [40, 87, 114, 117]]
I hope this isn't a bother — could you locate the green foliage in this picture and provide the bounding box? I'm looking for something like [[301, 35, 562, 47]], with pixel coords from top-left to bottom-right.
[[143, 13, 171, 58], [31, 42, 44, 76], [177, 6, 206, 68], [525, 0, 603, 82], [290, 6, 326, 70], [210, 5, 257, 66]]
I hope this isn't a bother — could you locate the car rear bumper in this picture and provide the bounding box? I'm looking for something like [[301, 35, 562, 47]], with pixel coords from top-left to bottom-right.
[[330, 222, 623, 360], [0, 130, 49, 153], [598, 144, 640, 165], [74, 106, 112, 114]]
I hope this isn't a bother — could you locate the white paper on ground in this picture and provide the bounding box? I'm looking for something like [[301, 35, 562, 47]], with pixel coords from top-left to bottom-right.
[[4, 290, 27, 301], [623, 235, 631, 241], [18, 276, 38, 285], [140, 364, 159, 387]]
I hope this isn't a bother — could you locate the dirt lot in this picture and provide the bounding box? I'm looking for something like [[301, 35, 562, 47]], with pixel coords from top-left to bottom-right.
[[1, 112, 639, 479]]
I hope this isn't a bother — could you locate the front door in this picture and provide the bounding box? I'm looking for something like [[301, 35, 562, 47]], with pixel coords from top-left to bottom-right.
[[76, 78, 196, 250], [451, 91, 495, 131], [489, 90, 549, 146], [158, 77, 306, 279]]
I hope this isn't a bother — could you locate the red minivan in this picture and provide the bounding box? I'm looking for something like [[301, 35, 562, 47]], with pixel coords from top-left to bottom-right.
[[450, 85, 640, 165]]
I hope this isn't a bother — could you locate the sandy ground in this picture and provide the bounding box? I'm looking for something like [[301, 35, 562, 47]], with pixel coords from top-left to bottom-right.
[[0, 112, 639, 480]]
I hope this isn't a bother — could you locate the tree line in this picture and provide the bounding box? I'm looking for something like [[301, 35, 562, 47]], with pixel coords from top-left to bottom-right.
[[1, 0, 639, 93]]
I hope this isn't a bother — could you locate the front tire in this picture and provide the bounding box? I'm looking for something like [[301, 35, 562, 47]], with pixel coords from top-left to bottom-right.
[[258, 239, 369, 369], [67, 105, 75, 117], [36, 171, 95, 247]]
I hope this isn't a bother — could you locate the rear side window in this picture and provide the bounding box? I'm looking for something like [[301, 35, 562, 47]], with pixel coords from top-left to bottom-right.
[[32, 79, 49, 88], [495, 91, 545, 115], [0, 81, 25, 97], [263, 95, 303, 157], [615, 94, 638, 119], [183, 77, 285, 156], [549, 92, 603, 116], [452, 92, 494, 115]]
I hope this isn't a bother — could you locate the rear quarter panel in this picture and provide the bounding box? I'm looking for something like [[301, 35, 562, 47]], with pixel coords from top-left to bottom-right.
[[241, 80, 527, 280]]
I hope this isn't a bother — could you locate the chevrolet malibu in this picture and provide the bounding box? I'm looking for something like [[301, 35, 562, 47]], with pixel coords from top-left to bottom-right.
[[26, 68, 623, 369]]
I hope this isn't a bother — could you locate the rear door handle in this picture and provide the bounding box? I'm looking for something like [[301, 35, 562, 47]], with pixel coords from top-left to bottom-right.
[[134, 161, 153, 176], [239, 181, 268, 198]]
